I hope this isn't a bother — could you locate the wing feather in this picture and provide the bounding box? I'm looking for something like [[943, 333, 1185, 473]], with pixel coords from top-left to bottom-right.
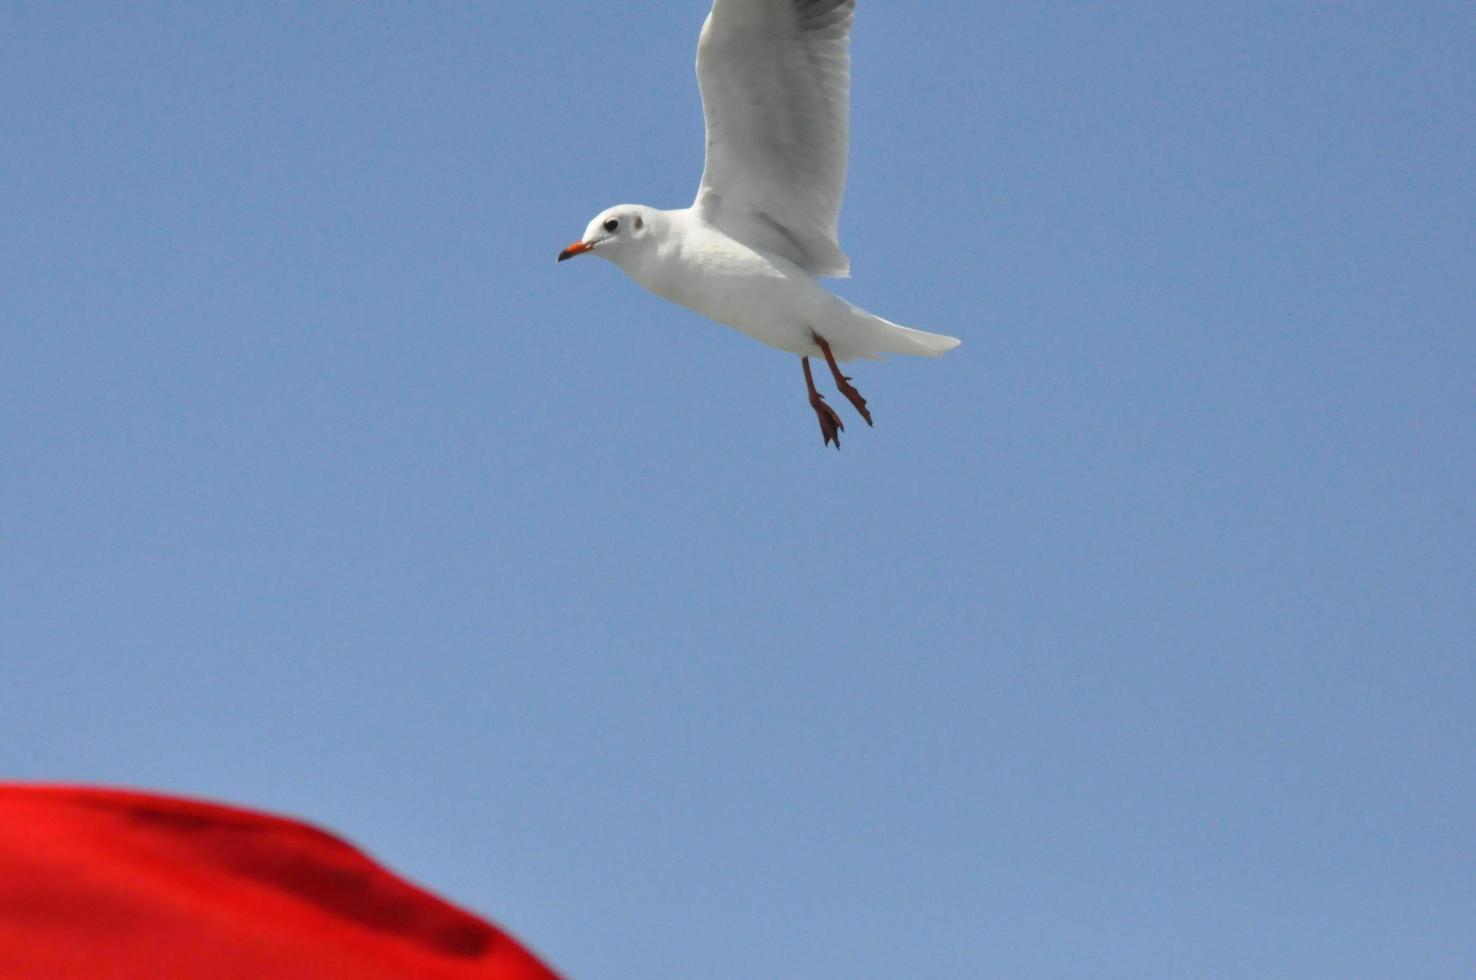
[[693, 0, 856, 277]]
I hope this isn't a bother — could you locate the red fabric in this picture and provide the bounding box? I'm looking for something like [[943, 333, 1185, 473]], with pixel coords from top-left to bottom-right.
[[0, 785, 558, 980]]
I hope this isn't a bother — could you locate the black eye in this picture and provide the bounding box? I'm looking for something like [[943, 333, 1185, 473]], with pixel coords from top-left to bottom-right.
[[604, 218, 619, 233]]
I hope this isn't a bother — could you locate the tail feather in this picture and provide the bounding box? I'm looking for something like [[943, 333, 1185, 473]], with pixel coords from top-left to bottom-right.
[[841, 303, 962, 360]]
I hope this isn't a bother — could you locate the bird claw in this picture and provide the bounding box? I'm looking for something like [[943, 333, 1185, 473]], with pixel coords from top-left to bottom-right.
[[809, 392, 845, 449], [833, 375, 872, 427]]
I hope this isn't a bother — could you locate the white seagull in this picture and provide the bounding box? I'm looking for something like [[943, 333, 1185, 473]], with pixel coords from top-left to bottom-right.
[[558, 0, 960, 448]]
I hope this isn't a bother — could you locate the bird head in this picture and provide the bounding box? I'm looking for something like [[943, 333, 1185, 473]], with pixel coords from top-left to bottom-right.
[[557, 206, 651, 265]]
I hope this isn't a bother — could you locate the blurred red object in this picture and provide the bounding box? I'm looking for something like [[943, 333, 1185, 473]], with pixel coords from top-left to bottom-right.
[[0, 784, 558, 979]]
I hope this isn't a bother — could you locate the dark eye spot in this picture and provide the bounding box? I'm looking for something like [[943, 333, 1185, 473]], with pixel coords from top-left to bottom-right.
[[634, 215, 644, 230], [604, 218, 619, 233]]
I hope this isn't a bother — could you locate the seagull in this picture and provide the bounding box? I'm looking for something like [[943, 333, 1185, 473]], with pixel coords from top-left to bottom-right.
[[558, 0, 960, 448]]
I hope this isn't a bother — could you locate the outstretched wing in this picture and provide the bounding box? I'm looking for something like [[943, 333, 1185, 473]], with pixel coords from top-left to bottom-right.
[[692, 0, 855, 277]]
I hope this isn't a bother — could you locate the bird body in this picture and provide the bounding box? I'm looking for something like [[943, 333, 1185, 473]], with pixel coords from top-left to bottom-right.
[[559, 0, 960, 447], [577, 205, 951, 362]]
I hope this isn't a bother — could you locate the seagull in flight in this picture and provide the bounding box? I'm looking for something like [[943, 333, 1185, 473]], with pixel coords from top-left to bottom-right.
[[558, 0, 960, 448]]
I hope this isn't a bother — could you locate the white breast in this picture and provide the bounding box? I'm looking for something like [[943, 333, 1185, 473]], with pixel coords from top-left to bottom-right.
[[627, 216, 836, 356]]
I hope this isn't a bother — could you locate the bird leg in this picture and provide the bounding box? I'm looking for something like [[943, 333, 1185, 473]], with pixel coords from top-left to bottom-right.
[[812, 333, 873, 426], [803, 356, 844, 449]]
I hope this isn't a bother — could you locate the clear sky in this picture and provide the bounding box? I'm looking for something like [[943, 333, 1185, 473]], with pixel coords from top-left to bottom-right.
[[3, 3, 1473, 977]]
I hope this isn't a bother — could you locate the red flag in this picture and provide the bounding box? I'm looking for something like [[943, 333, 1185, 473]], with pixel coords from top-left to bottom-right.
[[0, 784, 558, 980]]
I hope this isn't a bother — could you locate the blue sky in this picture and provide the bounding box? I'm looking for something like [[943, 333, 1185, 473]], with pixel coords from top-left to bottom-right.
[[3, 3, 1473, 977]]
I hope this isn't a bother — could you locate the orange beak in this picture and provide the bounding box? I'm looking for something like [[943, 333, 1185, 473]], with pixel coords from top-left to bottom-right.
[[557, 240, 594, 262]]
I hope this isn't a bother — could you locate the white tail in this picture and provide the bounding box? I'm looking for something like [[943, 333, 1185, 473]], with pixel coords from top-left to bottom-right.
[[839, 302, 962, 360]]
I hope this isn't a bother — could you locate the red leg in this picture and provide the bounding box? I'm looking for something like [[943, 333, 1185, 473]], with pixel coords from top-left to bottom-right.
[[803, 356, 844, 449], [813, 334, 873, 426]]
